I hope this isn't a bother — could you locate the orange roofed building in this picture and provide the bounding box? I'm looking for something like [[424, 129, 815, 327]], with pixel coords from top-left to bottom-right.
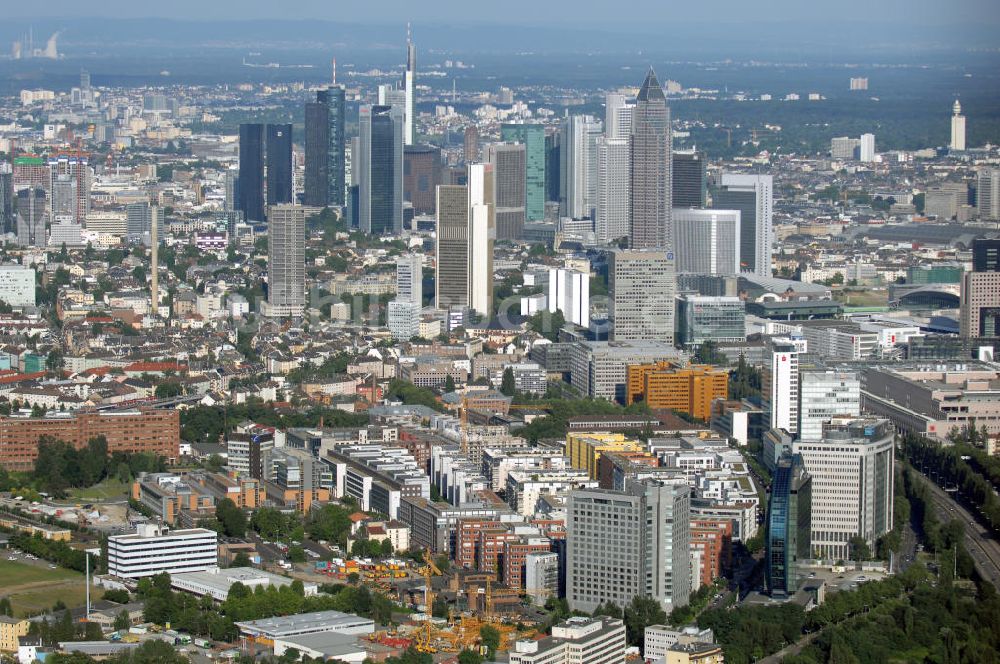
[[625, 362, 728, 421]]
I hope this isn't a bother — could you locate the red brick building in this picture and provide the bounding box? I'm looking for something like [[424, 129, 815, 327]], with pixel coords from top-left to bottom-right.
[[0, 409, 180, 471], [690, 519, 733, 588]]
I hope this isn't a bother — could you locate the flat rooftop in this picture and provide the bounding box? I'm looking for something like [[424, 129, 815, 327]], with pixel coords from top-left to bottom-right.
[[235, 610, 374, 638]]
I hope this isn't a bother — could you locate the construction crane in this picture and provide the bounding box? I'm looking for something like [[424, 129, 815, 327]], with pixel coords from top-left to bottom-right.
[[415, 550, 445, 654]]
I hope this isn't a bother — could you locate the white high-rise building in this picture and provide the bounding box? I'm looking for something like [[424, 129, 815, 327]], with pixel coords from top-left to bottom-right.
[[762, 336, 807, 433], [567, 479, 690, 614], [859, 133, 876, 163], [388, 254, 423, 340], [793, 418, 895, 560], [797, 369, 861, 442], [609, 249, 675, 344], [108, 524, 218, 579], [509, 617, 626, 664], [547, 268, 590, 328], [265, 205, 306, 317], [0, 265, 36, 307], [561, 115, 603, 220], [403, 24, 416, 146], [468, 163, 494, 317], [951, 100, 966, 152], [596, 136, 631, 242], [673, 208, 741, 276], [605, 92, 634, 139]]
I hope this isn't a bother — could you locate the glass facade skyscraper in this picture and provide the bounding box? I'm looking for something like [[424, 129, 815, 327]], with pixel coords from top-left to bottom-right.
[[305, 87, 347, 208], [238, 123, 265, 222], [359, 105, 403, 236], [630, 68, 672, 249], [672, 150, 707, 209], [766, 453, 812, 597], [500, 123, 545, 222], [266, 123, 293, 207]]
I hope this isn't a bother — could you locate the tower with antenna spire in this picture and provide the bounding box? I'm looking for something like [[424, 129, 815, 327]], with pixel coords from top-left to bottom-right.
[[331, 57, 337, 86], [403, 23, 416, 145], [950, 99, 966, 152]]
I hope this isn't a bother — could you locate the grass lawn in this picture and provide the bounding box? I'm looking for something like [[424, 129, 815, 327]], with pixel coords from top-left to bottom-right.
[[67, 477, 130, 502], [0, 560, 97, 618]]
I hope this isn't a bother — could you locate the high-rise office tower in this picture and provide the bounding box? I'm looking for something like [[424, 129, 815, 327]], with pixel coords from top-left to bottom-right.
[[403, 24, 416, 146], [960, 237, 1000, 338], [150, 206, 159, 315], [0, 164, 12, 234], [567, 478, 690, 613], [977, 169, 1000, 221], [434, 164, 494, 318], [125, 202, 163, 246], [951, 100, 966, 152], [464, 125, 479, 163], [609, 249, 675, 344], [388, 254, 423, 340], [467, 164, 495, 317], [711, 173, 772, 276], [304, 91, 330, 207], [238, 123, 265, 222], [224, 167, 238, 212], [605, 91, 634, 140], [378, 84, 407, 113], [547, 268, 590, 328], [324, 87, 347, 206], [545, 130, 561, 204], [403, 144, 442, 216], [859, 133, 876, 163], [48, 155, 91, 223], [265, 205, 306, 317], [560, 115, 603, 220], [630, 68, 672, 249], [358, 105, 404, 236], [797, 370, 861, 442], [793, 418, 895, 561], [436, 184, 470, 311], [15, 187, 46, 248], [596, 137, 631, 242], [830, 136, 861, 160], [487, 142, 526, 241], [673, 209, 741, 276], [266, 124, 293, 207], [762, 336, 807, 433], [766, 453, 812, 597], [500, 123, 545, 222], [671, 150, 706, 209], [50, 173, 78, 220]]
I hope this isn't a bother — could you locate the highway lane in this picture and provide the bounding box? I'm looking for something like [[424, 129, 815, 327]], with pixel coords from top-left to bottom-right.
[[913, 468, 1000, 589]]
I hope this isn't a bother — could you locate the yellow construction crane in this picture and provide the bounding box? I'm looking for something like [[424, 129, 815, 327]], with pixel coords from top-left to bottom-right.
[[415, 550, 445, 654]]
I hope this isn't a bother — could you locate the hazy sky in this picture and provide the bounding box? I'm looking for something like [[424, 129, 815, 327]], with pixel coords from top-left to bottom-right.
[[5, 0, 999, 26]]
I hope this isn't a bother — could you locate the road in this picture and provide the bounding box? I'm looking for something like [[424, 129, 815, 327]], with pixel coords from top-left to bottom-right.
[[913, 468, 1000, 589]]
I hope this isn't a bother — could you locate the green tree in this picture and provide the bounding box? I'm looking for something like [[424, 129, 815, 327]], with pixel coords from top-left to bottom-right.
[[113, 609, 131, 632], [500, 367, 516, 396], [214, 498, 247, 537], [457, 650, 483, 664], [230, 552, 252, 568], [444, 374, 456, 393], [848, 536, 871, 561], [624, 596, 667, 648], [480, 625, 500, 660]]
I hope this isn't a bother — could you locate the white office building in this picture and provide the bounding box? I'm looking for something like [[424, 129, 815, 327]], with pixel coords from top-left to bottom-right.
[[714, 173, 773, 277], [605, 92, 634, 140], [762, 336, 807, 433], [596, 137, 631, 242], [509, 616, 626, 664], [561, 115, 603, 220], [673, 209, 741, 276], [859, 133, 876, 163], [0, 265, 36, 307], [547, 268, 590, 328], [793, 418, 895, 560], [797, 370, 861, 442], [108, 524, 218, 579], [567, 479, 690, 614], [388, 254, 423, 340]]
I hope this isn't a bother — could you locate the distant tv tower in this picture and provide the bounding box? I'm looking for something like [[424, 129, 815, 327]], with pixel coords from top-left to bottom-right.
[[331, 57, 337, 86]]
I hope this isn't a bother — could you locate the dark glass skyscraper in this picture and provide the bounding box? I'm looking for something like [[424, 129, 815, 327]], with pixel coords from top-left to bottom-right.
[[266, 124, 293, 207], [304, 96, 330, 207], [972, 238, 1000, 272], [545, 130, 561, 204], [501, 123, 545, 222], [672, 150, 707, 209], [304, 88, 346, 208], [766, 453, 812, 597], [238, 123, 265, 222], [0, 167, 12, 234], [630, 68, 672, 249], [359, 105, 403, 236]]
